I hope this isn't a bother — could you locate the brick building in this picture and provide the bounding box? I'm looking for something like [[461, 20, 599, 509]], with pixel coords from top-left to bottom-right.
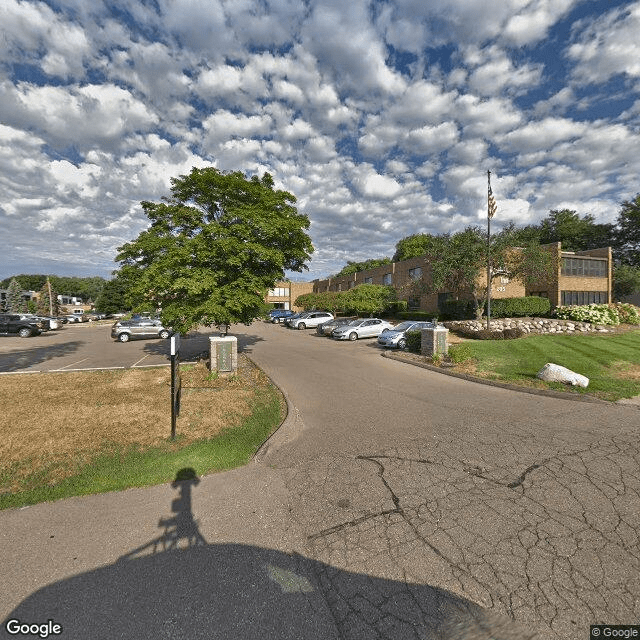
[[264, 281, 315, 311], [311, 243, 612, 313]]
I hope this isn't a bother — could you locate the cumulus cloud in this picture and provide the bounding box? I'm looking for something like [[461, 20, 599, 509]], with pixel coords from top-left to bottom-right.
[[0, 0, 636, 280]]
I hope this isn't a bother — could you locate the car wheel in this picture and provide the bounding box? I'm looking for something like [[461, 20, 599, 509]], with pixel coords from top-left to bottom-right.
[[159, 330, 170, 339], [18, 327, 32, 338], [118, 333, 130, 343], [349, 332, 358, 341], [298, 322, 306, 330], [397, 338, 407, 350]]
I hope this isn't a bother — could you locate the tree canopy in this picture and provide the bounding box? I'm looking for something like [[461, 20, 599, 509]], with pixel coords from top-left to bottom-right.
[[616, 194, 640, 267], [333, 258, 391, 278], [116, 167, 313, 332]]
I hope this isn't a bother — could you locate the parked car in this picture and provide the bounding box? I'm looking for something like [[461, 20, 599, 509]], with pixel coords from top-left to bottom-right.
[[316, 317, 357, 336], [0, 313, 45, 337], [269, 309, 295, 323], [111, 317, 171, 342], [377, 320, 435, 349], [332, 318, 394, 341], [282, 312, 306, 327], [289, 311, 334, 330]]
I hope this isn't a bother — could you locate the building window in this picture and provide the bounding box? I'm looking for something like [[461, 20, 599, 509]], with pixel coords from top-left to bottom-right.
[[382, 273, 392, 285], [529, 291, 549, 298], [268, 287, 290, 297], [561, 291, 609, 306], [364, 277, 373, 284], [348, 281, 355, 289], [408, 267, 422, 280], [561, 257, 607, 278], [408, 297, 420, 310]]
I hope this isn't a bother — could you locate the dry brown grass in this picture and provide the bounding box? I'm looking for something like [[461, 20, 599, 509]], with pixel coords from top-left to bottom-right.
[[608, 361, 640, 381], [1, 356, 276, 490]]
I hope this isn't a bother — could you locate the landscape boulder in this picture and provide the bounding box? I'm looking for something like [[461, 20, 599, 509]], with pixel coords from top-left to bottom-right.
[[537, 363, 589, 388]]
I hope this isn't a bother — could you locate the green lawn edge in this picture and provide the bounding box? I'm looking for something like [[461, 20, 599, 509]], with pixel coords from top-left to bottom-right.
[[0, 386, 284, 511], [446, 329, 640, 401]]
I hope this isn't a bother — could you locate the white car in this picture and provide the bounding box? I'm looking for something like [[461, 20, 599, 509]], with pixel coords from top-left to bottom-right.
[[332, 318, 394, 340], [289, 311, 334, 330]]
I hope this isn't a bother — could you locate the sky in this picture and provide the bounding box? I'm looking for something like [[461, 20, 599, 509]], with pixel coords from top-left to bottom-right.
[[1, 0, 639, 283]]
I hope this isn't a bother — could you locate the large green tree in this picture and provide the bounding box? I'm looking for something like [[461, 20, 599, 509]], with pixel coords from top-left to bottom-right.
[[94, 271, 134, 314], [616, 194, 640, 267], [117, 167, 313, 332]]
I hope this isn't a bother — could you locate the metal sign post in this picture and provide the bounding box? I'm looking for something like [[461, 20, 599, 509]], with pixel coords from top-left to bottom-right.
[[170, 334, 181, 440]]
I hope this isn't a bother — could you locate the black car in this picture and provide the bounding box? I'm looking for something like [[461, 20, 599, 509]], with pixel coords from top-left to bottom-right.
[[0, 314, 45, 337]]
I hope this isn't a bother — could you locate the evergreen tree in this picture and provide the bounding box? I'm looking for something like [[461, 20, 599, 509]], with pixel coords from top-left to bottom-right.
[[6, 278, 27, 313]]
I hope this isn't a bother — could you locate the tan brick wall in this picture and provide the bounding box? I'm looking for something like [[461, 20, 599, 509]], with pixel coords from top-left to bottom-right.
[[264, 281, 314, 312]]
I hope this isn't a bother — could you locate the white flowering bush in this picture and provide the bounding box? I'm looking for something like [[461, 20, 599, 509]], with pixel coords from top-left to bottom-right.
[[554, 303, 640, 325], [555, 304, 620, 325]]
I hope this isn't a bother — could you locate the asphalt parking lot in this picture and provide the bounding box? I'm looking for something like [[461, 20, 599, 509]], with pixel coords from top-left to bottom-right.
[[0, 322, 219, 373]]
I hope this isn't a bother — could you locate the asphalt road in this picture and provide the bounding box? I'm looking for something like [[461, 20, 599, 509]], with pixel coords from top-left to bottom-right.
[[1, 321, 639, 640], [0, 322, 218, 373]]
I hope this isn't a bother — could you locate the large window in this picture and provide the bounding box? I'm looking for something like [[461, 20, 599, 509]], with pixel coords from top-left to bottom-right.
[[268, 287, 290, 297], [561, 257, 607, 277], [408, 267, 422, 280], [364, 277, 373, 284], [382, 273, 393, 285], [561, 291, 608, 306]]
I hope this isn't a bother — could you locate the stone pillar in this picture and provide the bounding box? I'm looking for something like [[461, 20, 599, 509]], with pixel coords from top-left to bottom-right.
[[209, 336, 238, 375], [420, 326, 449, 357]]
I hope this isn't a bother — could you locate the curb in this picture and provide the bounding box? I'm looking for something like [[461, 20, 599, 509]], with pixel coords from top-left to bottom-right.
[[381, 351, 613, 404], [251, 360, 305, 464]]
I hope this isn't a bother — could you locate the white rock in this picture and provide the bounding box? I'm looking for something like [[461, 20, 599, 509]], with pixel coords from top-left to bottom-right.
[[537, 363, 589, 388]]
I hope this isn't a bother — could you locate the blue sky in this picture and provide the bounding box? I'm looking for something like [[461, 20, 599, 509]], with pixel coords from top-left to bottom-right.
[[1, 0, 639, 282]]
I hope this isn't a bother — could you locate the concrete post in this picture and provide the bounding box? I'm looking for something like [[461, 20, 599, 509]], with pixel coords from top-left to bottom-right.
[[209, 336, 238, 376], [420, 326, 449, 357]]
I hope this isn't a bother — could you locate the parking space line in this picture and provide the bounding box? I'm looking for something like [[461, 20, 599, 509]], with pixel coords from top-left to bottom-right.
[[131, 355, 150, 367], [56, 358, 90, 370], [49, 366, 126, 372]]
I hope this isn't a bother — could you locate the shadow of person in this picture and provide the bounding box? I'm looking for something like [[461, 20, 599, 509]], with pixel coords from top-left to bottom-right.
[[122, 468, 207, 559]]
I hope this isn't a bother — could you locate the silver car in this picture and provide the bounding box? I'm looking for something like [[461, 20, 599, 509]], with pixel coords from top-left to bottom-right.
[[332, 318, 394, 341], [377, 320, 435, 349], [289, 311, 334, 330], [111, 317, 171, 342]]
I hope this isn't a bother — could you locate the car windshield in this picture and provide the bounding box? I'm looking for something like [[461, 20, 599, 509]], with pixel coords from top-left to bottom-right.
[[390, 321, 415, 332], [347, 320, 365, 326]]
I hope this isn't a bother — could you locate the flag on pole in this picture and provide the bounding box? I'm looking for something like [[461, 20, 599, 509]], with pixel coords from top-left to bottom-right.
[[488, 183, 497, 218]]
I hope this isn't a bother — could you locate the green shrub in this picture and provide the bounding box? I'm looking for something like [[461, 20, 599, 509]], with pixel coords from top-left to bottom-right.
[[614, 303, 640, 325], [405, 329, 422, 353], [439, 299, 475, 320], [397, 311, 438, 321], [490, 296, 551, 318]]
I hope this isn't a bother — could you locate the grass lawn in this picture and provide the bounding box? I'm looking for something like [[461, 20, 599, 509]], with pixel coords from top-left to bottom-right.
[[445, 328, 640, 401], [0, 356, 285, 510]]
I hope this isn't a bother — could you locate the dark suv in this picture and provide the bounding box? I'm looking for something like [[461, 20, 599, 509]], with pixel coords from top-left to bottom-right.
[[111, 317, 171, 342], [0, 314, 46, 337]]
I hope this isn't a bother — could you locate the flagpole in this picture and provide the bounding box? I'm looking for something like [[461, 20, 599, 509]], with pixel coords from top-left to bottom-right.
[[486, 170, 492, 332]]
